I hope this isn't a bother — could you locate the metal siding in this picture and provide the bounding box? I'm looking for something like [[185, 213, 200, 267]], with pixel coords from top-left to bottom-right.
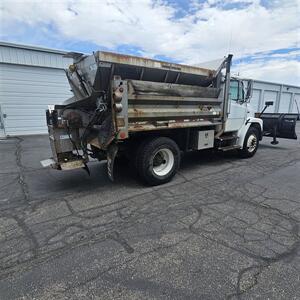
[[263, 91, 278, 112], [251, 80, 300, 114], [0, 45, 72, 69], [251, 89, 261, 111], [279, 92, 292, 112], [0, 63, 72, 136], [291, 93, 300, 113], [0, 104, 5, 137]]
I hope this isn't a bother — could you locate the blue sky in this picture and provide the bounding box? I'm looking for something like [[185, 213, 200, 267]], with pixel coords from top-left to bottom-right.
[[0, 0, 299, 84]]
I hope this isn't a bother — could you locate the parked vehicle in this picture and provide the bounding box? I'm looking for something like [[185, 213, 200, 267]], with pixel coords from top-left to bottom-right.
[[41, 51, 298, 185]]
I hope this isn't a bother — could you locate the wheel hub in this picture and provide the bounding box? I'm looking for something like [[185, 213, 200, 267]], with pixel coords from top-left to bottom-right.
[[152, 148, 174, 176], [247, 134, 257, 153]]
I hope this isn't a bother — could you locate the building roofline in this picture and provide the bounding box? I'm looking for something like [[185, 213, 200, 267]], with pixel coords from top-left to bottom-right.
[[250, 78, 300, 89], [0, 41, 68, 55], [233, 75, 300, 89]]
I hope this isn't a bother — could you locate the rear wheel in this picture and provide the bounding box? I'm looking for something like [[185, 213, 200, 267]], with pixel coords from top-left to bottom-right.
[[239, 127, 259, 158], [136, 137, 180, 186]]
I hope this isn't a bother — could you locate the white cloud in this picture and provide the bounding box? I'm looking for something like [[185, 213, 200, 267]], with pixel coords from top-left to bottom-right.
[[0, 0, 299, 84], [232, 58, 300, 85]]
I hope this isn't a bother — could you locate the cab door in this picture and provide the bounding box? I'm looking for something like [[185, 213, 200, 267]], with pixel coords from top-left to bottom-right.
[[225, 80, 248, 132]]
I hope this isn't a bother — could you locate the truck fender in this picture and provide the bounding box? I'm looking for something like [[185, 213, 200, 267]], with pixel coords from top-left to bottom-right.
[[237, 118, 263, 148]]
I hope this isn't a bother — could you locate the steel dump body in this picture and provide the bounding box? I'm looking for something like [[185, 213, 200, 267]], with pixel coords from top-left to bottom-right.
[[70, 51, 217, 99], [45, 51, 231, 173], [64, 51, 226, 135], [125, 80, 222, 132]]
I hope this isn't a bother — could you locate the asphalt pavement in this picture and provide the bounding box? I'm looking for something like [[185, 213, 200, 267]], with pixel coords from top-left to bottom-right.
[[0, 124, 299, 299]]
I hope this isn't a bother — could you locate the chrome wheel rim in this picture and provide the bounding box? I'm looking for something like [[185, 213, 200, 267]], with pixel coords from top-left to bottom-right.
[[247, 134, 257, 153], [152, 148, 174, 176]]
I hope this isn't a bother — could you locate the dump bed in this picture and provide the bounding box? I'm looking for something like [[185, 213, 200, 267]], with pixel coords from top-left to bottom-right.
[[66, 51, 219, 103], [62, 52, 228, 138]]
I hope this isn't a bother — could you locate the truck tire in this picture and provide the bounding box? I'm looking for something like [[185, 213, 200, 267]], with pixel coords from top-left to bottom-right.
[[239, 127, 259, 158], [136, 137, 180, 186]]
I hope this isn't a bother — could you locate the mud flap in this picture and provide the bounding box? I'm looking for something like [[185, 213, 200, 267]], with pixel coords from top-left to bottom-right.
[[107, 143, 118, 181]]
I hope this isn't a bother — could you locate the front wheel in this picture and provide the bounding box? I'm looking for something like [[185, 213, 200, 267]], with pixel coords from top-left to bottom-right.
[[238, 127, 259, 158], [136, 137, 180, 186]]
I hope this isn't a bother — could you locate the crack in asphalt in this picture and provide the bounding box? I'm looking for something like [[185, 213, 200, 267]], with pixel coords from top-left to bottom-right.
[[108, 231, 135, 254], [14, 137, 30, 203]]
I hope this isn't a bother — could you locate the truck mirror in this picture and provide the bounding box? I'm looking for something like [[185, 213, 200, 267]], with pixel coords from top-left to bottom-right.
[[245, 80, 253, 101], [258, 101, 275, 117]]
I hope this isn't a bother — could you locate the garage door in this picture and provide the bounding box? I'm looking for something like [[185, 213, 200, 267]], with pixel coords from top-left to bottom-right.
[[250, 89, 261, 112], [263, 90, 278, 113], [0, 63, 72, 136], [278, 92, 292, 113]]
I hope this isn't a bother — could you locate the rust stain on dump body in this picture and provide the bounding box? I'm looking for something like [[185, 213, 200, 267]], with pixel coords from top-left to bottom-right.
[[98, 51, 215, 77]]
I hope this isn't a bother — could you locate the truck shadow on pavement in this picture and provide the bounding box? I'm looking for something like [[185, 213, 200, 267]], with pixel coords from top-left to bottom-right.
[[40, 149, 242, 195]]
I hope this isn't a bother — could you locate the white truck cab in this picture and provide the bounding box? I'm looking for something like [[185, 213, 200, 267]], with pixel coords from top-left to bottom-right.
[[224, 78, 263, 154]]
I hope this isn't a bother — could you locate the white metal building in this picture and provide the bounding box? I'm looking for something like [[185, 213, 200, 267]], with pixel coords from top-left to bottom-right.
[[0, 42, 72, 137], [0, 41, 299, 137], [251, 80, 300, 114]]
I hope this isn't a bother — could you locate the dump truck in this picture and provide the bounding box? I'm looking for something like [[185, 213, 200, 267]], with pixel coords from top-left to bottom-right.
[[41, 51, 298, 185]]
